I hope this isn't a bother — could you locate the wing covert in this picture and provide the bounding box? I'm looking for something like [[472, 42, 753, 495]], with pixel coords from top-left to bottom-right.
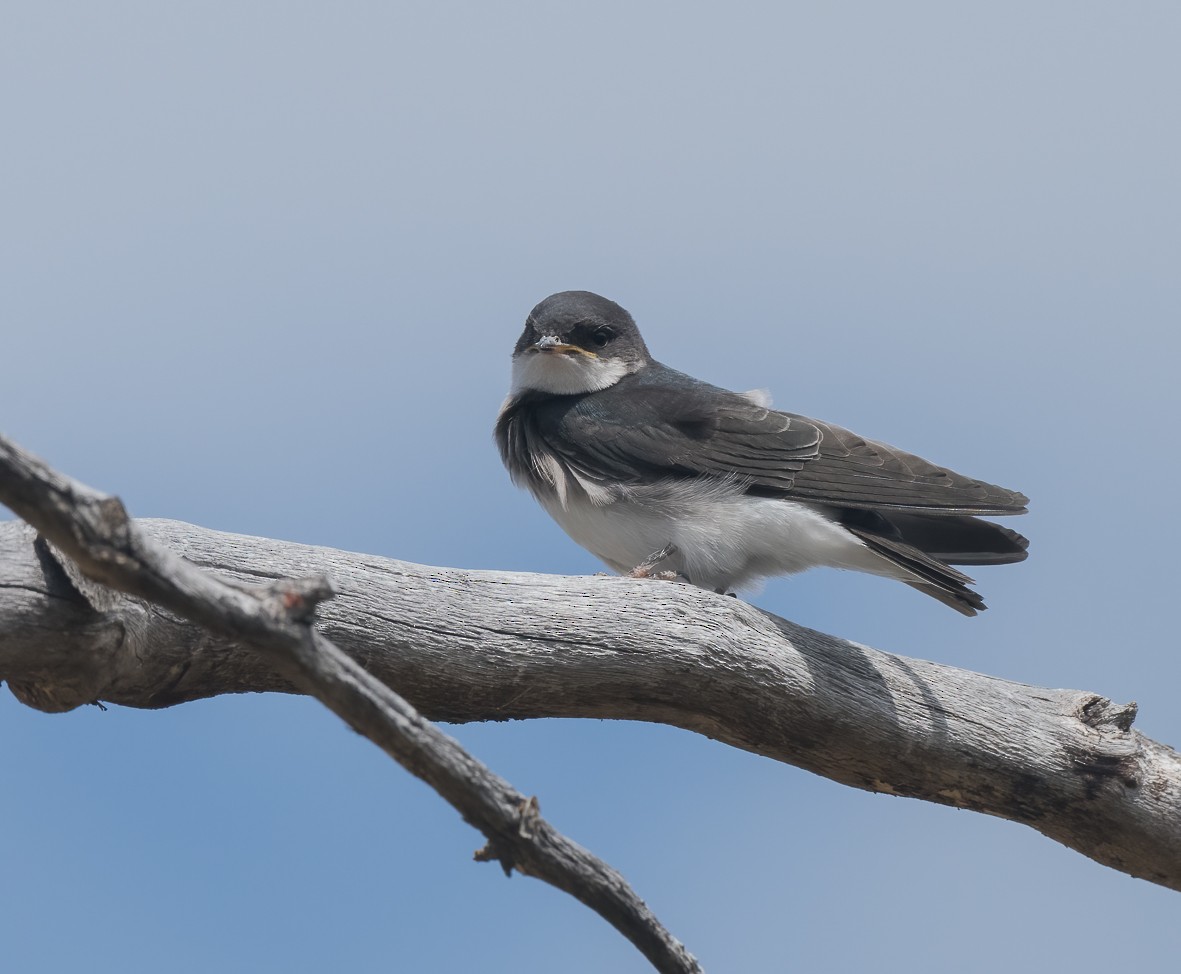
[[523, 366, 1028, 515], [539, 371, 821, 490]]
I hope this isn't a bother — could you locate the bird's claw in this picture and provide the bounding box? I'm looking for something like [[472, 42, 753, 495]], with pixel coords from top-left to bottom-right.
[[634, 569, 685, 582], [627, 543, 689, 583]]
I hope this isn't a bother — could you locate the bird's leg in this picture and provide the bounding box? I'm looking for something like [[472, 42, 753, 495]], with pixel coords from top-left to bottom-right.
[[627, 543, 687, 583]]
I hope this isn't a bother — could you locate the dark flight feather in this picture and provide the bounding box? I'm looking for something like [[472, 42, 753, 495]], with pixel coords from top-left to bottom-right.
[[844, 525, 987, 616], [512, 365, 1027, 514]]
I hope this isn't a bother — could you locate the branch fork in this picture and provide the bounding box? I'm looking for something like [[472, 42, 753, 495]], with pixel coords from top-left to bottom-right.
[[0, 434, 702, 974]]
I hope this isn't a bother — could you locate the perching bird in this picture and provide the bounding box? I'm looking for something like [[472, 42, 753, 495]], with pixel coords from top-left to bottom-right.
[[495, 290, 1028, 614]]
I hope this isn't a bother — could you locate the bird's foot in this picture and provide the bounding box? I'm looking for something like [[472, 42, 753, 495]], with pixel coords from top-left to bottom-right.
[[636, 570, 686, 582], [627, 543, 688, 583]]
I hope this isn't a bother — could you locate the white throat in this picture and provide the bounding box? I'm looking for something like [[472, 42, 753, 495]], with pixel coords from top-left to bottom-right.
[[511, 351, 630, 396]]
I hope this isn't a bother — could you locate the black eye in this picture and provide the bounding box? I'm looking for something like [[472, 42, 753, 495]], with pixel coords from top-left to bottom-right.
[[591, 327, 613, 348]]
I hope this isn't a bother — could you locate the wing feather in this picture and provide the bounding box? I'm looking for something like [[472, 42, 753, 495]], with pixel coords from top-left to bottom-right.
[[507, 366, 1027, 515]]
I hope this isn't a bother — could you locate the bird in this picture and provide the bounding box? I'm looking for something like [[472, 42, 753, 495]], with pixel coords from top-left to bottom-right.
[[495, 290, 1029, 614]]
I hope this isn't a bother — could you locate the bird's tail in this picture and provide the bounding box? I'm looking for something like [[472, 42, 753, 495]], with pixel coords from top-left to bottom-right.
[[838, 509, 1028, 614], [873, 512, 1029, 567], [845, 524, 987, 616]]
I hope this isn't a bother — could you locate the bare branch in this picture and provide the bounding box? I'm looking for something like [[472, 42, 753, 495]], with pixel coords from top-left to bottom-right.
[[4, 440, 1181, 896], [0, 434, 702, 974]]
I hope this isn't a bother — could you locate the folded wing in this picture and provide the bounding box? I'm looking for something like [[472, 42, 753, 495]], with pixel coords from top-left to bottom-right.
[[539, 367, 1028, 517]]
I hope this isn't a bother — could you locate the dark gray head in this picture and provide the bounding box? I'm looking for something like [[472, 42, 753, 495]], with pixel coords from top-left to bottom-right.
[[511, 291, 652, 396]]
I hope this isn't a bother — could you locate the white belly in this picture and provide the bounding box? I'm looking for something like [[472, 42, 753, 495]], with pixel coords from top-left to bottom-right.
[[538, 478, 894, 593]]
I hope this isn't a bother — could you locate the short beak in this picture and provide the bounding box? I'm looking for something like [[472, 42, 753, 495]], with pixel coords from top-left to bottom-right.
[[531, 336, 592, 356]]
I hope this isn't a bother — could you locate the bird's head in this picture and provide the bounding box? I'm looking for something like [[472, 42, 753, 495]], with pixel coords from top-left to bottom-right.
[[510, 291, 651, 396]]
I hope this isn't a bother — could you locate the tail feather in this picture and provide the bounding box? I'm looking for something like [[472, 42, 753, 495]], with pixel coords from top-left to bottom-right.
[[884, 512, 1029, 566], [845, 524, 986, 616]]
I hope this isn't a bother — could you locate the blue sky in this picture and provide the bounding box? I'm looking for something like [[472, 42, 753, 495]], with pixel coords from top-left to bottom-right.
[[2, 3, 1179, 971]]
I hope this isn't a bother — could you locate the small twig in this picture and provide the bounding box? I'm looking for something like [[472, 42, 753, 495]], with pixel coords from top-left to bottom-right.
[[0, 433, 702, 974]]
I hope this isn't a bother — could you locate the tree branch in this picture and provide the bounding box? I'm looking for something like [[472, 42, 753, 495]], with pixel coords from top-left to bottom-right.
[[0, 434, 702, 974], [3, 440, 1181, 898]]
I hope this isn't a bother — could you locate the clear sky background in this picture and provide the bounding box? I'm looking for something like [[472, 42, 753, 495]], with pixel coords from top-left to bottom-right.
[[2, 3, 1179, 971]]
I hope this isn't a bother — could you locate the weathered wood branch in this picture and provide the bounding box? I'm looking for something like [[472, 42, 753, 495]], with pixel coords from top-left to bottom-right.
[[3, 455, 1181, 895], [0, 435, 702, 974]]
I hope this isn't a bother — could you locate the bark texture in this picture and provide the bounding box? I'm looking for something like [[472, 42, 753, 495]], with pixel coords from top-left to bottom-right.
[[2, 516, 1179, 891], [0, 434, 701, 974]]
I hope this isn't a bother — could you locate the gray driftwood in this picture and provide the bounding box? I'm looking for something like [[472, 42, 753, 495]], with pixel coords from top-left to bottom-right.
[[5, 516, 1181, 892], [3, 446, 1181, 908], [0, 435, 701, 974]]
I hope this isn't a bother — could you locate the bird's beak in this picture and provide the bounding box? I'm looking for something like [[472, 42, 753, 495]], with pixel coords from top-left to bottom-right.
[[531, 336, 594, 357]]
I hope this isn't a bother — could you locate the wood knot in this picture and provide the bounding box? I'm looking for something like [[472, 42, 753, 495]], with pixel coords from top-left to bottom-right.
[[473, 795, 542, 877], [1068, 696, 1142, 797], [516, 794, 541, 839], [259, 576, 336, 623], [1078, 695, 1138, 732]]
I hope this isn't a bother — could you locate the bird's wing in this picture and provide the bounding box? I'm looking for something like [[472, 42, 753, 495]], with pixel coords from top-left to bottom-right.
[[780, 416, 1028, 513], [543, 371, 1027, 515], [542, 378, 819, 491]]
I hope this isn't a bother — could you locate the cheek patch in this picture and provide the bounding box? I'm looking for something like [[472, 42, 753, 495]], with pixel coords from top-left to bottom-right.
[[511, 353, 629, 396]]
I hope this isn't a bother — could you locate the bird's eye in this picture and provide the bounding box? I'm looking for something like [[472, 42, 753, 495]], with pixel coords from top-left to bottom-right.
[[591, 327, 613, 348]]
